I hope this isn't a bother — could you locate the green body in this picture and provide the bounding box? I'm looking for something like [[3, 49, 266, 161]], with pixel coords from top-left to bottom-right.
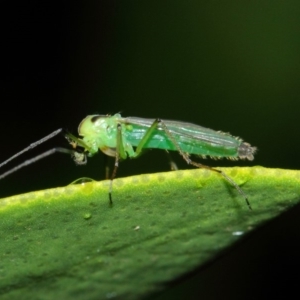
[[78, 114, 255, 161]]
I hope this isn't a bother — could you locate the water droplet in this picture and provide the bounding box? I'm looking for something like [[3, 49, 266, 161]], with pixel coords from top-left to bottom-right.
[[68, 177, 96, 185], [232, 231, 244, 236], [83, 213, 92, 220]]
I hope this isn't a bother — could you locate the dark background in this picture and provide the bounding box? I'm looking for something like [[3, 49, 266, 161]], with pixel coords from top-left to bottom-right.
[[1, 1, 300, 299]]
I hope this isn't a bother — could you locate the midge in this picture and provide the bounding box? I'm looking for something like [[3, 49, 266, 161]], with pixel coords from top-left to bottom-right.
[[0, 114, 256, 209]]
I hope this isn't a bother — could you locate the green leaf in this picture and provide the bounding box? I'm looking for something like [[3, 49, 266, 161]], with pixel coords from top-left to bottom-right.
[[0, 166, 299, 299]]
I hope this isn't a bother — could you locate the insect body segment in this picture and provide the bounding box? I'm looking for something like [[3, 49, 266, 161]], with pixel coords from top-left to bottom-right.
[[77, 114, 136, 158], [78, 114, 256, 161]]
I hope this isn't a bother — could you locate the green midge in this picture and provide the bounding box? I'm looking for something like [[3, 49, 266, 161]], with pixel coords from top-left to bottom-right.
[[0, 113, 256, 209]]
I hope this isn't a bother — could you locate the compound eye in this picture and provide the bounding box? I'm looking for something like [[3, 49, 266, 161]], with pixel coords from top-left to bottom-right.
[[91, 115, 101, 123]]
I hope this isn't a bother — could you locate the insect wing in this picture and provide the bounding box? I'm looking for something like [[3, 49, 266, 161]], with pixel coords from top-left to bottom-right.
[[121, 117, 240, 148]]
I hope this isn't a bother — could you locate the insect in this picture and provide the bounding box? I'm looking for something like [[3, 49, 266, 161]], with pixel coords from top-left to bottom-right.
[[0, 114, 256, 209]]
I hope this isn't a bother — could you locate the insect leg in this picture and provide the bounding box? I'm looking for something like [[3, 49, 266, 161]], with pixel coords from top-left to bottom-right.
[[189, 161, 251, 210], [130, 119, 178, 171], [165, 151, 179, 171], [64, 132, 94, 153], [103, 155, 110, 180], [133, 119, 161, 157], [158, 120, 252, 210], [109, 123, 127, 205]]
